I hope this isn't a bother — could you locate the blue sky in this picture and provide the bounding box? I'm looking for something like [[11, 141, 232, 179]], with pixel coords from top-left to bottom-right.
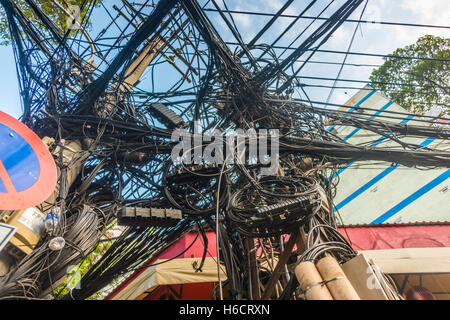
[[0, 44, 21, 118], [0, 0, 448, 119]]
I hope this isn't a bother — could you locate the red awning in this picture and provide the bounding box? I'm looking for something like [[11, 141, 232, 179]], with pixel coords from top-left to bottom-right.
[[337, 223, 450, 251], [106, 231, 219, 300]]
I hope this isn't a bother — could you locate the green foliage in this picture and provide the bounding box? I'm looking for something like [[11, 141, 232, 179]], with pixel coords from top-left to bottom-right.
[[52, 221, 117, 300], [0, 0, 100, 46], [369, 35, 449, 114]]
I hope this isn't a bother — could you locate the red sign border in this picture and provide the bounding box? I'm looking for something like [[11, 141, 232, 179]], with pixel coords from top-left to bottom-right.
[[0, 111, 57, 210]]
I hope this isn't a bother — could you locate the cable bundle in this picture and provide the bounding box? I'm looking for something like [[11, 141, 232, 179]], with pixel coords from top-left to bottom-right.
[[228, 176, 322, 237], [0, 0, 447, 300]]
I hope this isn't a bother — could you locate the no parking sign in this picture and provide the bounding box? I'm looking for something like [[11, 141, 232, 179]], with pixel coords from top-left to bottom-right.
[[0, 111, 57, 210]]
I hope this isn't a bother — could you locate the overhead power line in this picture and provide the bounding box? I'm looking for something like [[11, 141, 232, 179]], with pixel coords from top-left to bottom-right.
[[204, 8, 450, 29]]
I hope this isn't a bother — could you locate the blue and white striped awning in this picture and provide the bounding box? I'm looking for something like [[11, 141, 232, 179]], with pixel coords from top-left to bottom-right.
[[331, 85, 449, 225]]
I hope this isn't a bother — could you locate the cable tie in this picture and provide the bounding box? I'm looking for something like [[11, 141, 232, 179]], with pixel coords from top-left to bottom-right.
[[304, 276, 344, 293]]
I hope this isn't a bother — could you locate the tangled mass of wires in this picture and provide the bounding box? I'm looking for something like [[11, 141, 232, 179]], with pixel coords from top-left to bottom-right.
[[0, 0, 448, 300]]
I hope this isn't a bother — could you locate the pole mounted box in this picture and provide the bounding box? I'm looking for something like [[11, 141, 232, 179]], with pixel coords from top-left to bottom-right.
[[118, 206, 182, 227]]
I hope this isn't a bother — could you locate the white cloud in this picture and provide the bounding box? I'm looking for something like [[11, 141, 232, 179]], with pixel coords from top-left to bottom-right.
[[328, 25, 352, 48], [400, 0, 450, 25], [232, 7, 252, 29]]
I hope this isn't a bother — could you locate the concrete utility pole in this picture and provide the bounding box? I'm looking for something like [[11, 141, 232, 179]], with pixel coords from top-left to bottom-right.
[[0, 29, 165, 279]]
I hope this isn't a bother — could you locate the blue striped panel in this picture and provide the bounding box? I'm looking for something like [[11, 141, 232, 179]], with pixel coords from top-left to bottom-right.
[[334, 164, 398, 212], [370, 169, 450, 224], [329, 113, 415, 180], [342, 100, 393, 142], [371, 114, 415, 147], [334, 136, 435, 212], [326, 88, 376, 132]]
